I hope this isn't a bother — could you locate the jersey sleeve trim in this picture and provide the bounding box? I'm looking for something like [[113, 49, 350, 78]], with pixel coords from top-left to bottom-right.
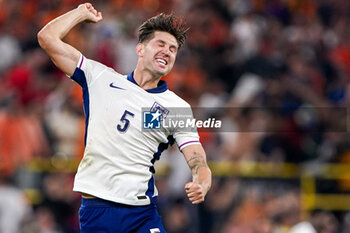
[[70, 54, 86, 87], [178, 140, 201, 150], [78, 55, 84, 69]]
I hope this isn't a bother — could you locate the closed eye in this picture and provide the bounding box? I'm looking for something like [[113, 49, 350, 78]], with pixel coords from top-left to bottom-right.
[[156, 40, 178, 53], [170, 46, 177, 53]]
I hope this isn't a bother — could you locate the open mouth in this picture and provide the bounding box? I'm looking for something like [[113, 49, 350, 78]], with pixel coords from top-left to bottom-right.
[[156, 58, 168, 66]]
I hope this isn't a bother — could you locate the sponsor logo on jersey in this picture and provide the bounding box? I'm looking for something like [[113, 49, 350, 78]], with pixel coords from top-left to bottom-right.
[[109, 82, 126, 90]]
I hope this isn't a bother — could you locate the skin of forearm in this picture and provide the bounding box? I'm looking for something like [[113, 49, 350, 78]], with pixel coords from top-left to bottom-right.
[[38, 8, 85, 42], [37, 5, 94, 76], [187, 152, 207, 174], [186, 152, 212, 191], [195, 166, 212, 192]]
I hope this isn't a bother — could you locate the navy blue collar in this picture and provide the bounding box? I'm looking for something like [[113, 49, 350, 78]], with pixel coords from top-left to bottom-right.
[[127, 71, 168, 93]]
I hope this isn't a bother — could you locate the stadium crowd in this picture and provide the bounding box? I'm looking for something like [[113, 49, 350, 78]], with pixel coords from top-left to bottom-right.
[[1, 0, 350, 232]]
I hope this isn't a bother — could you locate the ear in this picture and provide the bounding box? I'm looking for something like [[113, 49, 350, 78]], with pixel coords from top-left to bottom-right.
[[136, 43, 144, 57]]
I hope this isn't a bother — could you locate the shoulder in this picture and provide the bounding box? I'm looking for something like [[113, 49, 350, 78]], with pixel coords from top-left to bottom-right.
[[75, 54, 123, 75], [164, 90, 191, 108], [72, 54, 126, 86], [82, 56, 122, 75]]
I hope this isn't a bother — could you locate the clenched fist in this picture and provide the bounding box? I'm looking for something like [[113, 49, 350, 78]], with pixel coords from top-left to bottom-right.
[[78, 3, 103, 23], [185, 182, 207, 204]]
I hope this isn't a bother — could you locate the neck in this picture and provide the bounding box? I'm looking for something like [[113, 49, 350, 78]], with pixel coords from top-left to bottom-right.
[[133, 65, 161, 90]]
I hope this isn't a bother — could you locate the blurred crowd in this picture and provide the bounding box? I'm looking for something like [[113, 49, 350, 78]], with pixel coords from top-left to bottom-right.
[[2, 0, 350, 232]]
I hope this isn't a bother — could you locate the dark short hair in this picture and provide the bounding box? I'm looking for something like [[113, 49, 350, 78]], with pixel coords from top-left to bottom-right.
[[138, 13, 188, 49]]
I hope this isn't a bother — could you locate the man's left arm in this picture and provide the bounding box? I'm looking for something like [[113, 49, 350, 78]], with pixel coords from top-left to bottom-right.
[[181, 144, 212, 204]]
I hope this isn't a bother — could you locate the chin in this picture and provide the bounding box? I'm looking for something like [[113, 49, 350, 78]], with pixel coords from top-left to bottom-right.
[[154, 69, 168, 77], [157, 72, 167, 78]]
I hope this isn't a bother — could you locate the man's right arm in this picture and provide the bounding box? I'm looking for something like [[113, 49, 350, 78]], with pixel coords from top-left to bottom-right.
[[37, 3, 102, 76]]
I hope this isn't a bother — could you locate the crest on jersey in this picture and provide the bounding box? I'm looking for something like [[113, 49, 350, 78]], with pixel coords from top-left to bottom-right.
[[150, 102, 169, 120], [143, 102, 169, 129]]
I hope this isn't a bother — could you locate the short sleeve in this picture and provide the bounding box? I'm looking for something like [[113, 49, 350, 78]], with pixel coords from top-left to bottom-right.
[[174, 131, 201, 150], [70, 54, 108, 87], [172, 106, 201, 150]]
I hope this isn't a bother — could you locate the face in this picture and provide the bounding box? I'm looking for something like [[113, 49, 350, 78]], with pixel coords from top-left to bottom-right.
[[137, 31, 179, 77]]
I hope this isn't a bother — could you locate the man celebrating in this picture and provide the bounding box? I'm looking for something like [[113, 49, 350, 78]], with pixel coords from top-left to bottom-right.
[[38, 3, 211, 233]]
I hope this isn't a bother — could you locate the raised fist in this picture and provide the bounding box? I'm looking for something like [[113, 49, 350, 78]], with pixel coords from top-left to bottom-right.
[[78, 3, 103, 23]]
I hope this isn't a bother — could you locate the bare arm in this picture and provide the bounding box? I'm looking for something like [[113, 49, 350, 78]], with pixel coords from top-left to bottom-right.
[[37, 3, 102, 76], [182, 144, 212, 204]]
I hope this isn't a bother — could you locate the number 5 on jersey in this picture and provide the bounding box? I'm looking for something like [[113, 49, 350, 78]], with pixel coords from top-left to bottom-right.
[[117, 110, 134, 132]]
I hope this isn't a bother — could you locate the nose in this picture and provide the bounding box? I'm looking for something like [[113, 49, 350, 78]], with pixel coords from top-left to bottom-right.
[[162, 51, 170, 58], [162, 47, 171, 57]]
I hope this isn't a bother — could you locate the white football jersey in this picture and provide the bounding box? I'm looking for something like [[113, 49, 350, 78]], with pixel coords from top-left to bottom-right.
[[71, 55, 200, 206]]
